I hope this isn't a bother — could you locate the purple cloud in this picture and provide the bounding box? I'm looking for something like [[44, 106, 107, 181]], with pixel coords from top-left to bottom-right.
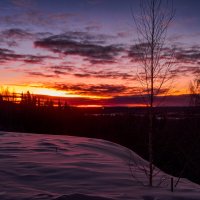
[[34, 32, 123, 64]]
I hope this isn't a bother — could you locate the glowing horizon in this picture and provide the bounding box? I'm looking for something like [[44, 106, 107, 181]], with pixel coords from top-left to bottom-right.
[[0, 85, 112, 100]]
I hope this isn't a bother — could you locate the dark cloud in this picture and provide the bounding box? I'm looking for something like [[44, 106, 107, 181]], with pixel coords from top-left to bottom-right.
[[170, 66, 200, 76], [34, 32, 123, 64], [88, 59, 116, 65], [0, 47, 56, 64], [168, 45, 200, 67], [74, 69, 134, 80], [0, 48, 14, 55], [28, 72, 58, 78], [0, 28, 34, 47], [0, 28, 53, 47], [23, 55, 56, 64], [47, 65, 75, 76], [175, 47, 200, 62], [46, 64, 92, 78], [0, 48, 22, 62], [1, 28, 33, 40], [49, 65, 75, 72], [74, 73, 90, 78], [53, 70, 68, 75], [128, 43, 175, 62], [52, 83, 130, 96]]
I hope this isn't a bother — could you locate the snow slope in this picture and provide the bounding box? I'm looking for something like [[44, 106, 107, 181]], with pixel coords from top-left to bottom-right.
[[0, 131, 199, 200]]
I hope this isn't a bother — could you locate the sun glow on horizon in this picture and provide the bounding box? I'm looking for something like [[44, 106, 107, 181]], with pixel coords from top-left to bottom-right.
[[0, 85, 111, 100], [76, 104, 104, 108]]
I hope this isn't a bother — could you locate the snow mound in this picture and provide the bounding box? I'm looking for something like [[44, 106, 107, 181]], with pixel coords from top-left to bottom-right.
[[0, 131, 200, 200]]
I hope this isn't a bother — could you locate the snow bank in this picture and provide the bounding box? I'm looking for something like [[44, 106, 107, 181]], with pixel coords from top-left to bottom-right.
[[0, 131, 199, 200]]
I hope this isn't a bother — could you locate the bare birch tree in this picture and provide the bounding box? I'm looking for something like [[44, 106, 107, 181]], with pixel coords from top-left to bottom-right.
[[133, 0, 175, 186]]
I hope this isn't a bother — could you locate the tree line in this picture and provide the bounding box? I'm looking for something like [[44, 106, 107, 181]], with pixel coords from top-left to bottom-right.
[[0, 89, 70, 109]]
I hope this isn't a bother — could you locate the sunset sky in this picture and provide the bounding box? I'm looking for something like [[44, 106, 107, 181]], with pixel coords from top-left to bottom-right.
[[0, 0, 200, 106]]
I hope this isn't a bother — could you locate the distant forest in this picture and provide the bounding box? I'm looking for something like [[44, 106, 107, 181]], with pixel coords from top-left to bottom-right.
[[0, 89, 70, 108]]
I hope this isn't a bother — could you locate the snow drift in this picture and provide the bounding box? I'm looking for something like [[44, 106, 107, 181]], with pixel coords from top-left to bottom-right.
[[0, 131, 199, 200]]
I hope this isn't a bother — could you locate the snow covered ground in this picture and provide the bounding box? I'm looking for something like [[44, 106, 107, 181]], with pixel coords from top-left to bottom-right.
[[0, 131, 200, 200]]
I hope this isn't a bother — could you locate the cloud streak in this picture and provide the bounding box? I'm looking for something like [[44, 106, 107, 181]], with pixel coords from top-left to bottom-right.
[[28, 72, 58, 78], [47, 83, 140, 97], [53, 83, 128, 95], [0, 47, 56, 64], [175, 46, 200, 63], [73, 69, 135, 80]]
